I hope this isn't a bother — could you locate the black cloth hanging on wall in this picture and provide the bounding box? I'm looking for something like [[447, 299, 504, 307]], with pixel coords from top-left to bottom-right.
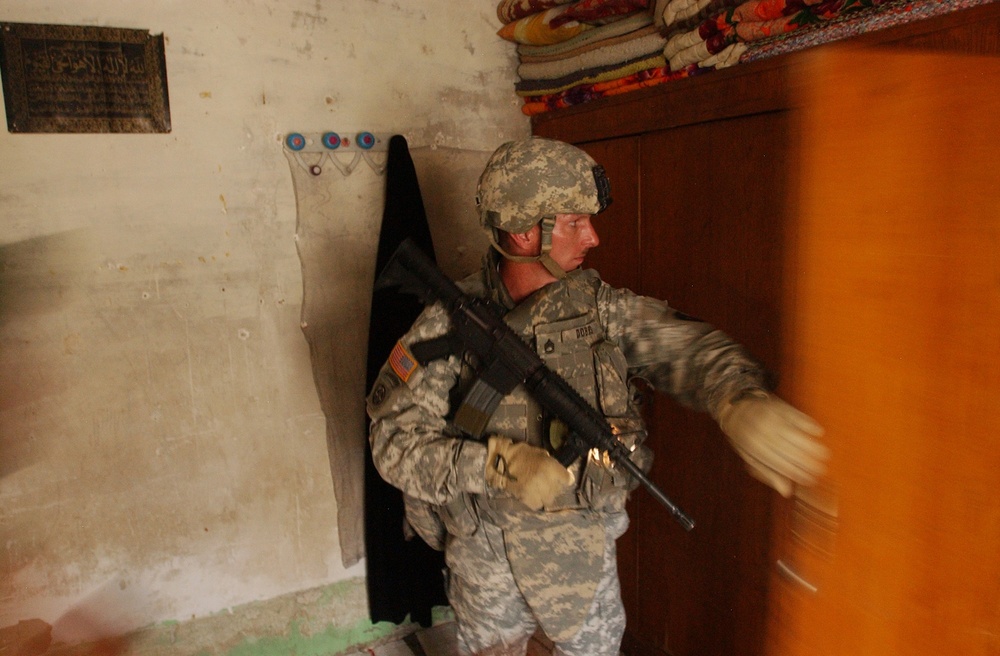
[[364, 135, 448, 627]]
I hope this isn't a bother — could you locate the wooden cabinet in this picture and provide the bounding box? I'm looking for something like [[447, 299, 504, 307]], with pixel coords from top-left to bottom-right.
[[534, 5, 1000, 655], [766, 46, 1000, 656], [575, 99, 797, 656]]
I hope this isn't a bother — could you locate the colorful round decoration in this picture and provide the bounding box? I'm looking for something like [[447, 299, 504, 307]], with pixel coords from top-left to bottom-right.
[[322, 132, 342, 149], [356, 131, 376, 150], [285, 133, 307, 151]]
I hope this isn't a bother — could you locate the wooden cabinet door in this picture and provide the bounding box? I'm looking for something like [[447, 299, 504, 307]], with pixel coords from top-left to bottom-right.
[[575, 137, 644, 625], [768, 47, 1000, 656], [578, 138, 641, 292], [624, 110, 797, 656]]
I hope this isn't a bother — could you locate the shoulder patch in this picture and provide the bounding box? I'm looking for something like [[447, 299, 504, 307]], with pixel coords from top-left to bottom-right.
[[388, 340, 420, 383], [367, 369, 401, 414]]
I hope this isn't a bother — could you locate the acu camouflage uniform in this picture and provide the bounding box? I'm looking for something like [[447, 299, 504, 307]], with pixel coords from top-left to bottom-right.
[[366, 251, 769, 656]]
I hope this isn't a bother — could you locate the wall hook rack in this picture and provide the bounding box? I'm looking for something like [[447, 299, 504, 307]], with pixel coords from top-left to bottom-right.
[[282, 131, 389, 177]]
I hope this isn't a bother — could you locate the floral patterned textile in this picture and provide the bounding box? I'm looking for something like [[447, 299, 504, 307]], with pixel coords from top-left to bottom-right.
[[654, 0, 743, 32], [741, 0, 999, 61]]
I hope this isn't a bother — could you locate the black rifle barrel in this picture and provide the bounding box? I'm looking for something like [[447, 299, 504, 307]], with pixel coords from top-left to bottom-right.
[[383, 239, 695, 531]]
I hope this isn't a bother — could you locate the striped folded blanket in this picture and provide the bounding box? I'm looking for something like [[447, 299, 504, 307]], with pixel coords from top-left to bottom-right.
[[518, 12, 655, 61], [498, 0, 652, 45], [518, 30, 667, 79], [516, 51, 667, 95]]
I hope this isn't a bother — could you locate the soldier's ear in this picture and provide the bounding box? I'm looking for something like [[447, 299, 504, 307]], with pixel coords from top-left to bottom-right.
[[507, 225, 541, 255]]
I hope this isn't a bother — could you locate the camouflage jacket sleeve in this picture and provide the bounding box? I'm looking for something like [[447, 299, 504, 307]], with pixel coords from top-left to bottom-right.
[[597, 284, 771, 419], [366, 302, 489, 506]]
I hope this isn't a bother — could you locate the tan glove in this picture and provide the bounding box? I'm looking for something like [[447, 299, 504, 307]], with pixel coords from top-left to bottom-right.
[[486, 436, 575, 511], [718, 392, 829, 497]]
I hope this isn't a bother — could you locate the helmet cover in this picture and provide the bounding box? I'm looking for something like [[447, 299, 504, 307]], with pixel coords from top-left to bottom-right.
[[476, 137, 611, 234]]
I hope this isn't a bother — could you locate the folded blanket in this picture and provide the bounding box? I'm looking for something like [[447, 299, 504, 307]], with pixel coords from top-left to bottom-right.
[[741, 0, 997, 60], [664, 0, 892, 69], [712, 0, 871, 27], [518, 30, 667, 79], [498, 0, 576, 24], [548, 0, 652, 28], [654, 0, 742, 32], [664, 27, 729, 66], [523, 0, 999, 115], [521, 63, 707, 115], [498, 6, 594, 44], [520, 22, 660, 63], [499, 0, 653, 43], [516, 52, 667, 95], [518, 11, 654, 60]]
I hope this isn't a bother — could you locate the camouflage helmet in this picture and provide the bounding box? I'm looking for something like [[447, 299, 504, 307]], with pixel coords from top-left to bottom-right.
[[476, 137, 611, 234]]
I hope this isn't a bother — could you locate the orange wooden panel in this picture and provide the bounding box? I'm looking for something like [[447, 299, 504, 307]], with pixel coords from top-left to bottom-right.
[[768, 47, 1000, 656]]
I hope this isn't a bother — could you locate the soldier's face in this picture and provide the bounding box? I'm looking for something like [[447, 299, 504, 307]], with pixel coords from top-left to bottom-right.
[[550, 213, 600, 271]]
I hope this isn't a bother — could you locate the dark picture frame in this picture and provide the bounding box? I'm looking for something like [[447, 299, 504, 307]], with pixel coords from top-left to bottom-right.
[[0, 22, 170, 133]]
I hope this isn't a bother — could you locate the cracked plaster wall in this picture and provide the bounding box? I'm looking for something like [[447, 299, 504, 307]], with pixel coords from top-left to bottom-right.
[[0, 0, 526, 648]]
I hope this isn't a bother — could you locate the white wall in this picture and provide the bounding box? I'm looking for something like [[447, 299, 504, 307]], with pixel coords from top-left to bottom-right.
[[0, 0, 527, 644]]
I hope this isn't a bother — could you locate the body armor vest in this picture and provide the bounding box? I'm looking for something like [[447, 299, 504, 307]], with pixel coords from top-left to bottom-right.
[[458, 269, 650, 514]]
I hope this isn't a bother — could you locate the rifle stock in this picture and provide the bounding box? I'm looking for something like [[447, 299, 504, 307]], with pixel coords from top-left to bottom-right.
[[377, 239, 695, 531]]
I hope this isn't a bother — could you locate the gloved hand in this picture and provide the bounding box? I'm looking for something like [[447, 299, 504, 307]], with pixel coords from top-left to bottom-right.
[[486, 436, 575, 511], [718, 392, 829, 497]]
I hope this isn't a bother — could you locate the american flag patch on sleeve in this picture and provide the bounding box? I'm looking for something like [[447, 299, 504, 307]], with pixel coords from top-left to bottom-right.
[[388, 340, 419, 383]]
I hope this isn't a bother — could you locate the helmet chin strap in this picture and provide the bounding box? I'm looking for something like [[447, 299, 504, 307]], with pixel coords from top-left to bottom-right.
[[538, 254, 568, 279], [489, 216, 567, 279]]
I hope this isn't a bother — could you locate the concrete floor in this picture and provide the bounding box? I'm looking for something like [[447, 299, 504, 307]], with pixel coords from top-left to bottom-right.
[[341, 622, 555, 655]]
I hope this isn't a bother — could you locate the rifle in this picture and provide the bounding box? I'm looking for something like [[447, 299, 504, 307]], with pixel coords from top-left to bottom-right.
[[376, 239, 695, 531]]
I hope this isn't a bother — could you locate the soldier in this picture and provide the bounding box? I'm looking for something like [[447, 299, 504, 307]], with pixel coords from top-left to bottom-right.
[[366, 137, 828, 656]]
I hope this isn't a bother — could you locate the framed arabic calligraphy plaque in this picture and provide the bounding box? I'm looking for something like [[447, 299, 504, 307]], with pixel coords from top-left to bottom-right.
[[0, 22, 170, 133]]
